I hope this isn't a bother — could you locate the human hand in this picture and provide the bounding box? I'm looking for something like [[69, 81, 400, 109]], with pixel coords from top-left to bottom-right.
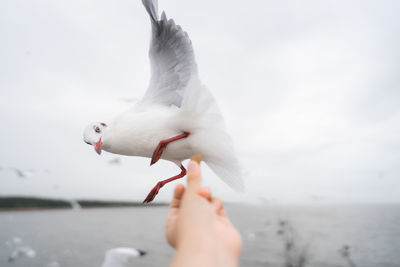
[[166, 156, 242, 267]]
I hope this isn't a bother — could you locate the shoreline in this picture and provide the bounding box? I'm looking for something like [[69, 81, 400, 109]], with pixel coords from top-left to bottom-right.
[[0, 196, 168, 210]]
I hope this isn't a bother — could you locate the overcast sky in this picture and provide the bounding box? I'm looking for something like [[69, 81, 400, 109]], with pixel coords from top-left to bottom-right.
[[1, 0, 399, 204]]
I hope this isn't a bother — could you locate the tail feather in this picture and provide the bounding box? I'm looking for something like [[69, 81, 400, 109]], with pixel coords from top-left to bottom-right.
[[192, 123, 245, 192], [207, 160, 245, 192]]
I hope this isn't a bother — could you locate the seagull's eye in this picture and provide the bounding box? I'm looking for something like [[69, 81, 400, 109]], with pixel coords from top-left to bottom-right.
[[94, 126, 101, 133]]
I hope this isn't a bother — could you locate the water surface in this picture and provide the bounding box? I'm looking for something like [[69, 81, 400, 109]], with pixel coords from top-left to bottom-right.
[[1, 204, 399, 267]]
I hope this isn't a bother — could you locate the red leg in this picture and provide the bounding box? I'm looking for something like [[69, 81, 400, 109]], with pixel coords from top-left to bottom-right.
[[150, 132, 190, 166], [143, 164, 187, 203]]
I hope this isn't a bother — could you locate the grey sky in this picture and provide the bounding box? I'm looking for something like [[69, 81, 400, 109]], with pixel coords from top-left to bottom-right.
[[1, 0, 399, 203]]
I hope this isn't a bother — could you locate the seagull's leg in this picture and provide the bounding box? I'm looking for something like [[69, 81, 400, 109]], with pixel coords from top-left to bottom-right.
[[143, 164, 187, 203], [150, 132, 190, 165]]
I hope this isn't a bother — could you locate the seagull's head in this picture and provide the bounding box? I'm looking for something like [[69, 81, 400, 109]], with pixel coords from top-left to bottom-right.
[[83, 122, 108, 155]]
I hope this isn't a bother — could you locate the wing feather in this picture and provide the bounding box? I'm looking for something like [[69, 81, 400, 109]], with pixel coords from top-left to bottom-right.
[[141, 0, 197, 107]]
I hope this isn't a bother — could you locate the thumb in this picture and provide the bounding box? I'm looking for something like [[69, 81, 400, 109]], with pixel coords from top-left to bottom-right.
[[186, 154, 202, 192]]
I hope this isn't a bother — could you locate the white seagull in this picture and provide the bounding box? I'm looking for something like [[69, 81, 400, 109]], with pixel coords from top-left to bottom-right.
[[108, 157, 122, 165], [83, 0, 244, 203], [10, 167, 34, 179], [101, 247, 146, 267], [8, 246, 36, 262]]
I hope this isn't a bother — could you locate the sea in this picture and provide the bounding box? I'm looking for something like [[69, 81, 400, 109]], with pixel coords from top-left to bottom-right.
[[0, 204, 399, 267]]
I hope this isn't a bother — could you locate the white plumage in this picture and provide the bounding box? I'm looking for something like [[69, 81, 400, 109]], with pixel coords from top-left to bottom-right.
[[101, 247, 146, 267], [83, 0, 244, 202]]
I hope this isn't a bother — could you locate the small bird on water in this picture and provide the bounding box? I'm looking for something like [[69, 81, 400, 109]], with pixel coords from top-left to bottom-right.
[[83, 0, 244, 203], [101, 247, 146, 267]]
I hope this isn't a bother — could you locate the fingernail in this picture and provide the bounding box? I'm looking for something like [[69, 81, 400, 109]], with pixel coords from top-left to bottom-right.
[[188, 161, 198, 173]]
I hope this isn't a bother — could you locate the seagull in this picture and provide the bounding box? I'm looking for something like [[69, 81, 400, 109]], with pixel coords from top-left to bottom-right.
[[8, 246, 36, 262], [101, 247, 146, 267], [108, 157, 122, 165], [10, 167, 34, 178], [83, 0, 244, 203]]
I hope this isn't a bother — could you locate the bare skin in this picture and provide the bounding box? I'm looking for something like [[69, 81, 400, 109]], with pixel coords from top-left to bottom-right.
[[166, 160, 242, 267]]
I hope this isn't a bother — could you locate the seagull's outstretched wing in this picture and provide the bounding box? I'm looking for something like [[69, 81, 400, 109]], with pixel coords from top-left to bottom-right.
[[141, 0, 197, 107]]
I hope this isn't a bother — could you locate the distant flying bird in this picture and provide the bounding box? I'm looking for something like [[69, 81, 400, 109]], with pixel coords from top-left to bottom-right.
[[108, 157, 122, 165], [101, 247, 146, 267], [83, 0, 244, 203], [6, 167, 50, 178], [10, 168, 34, 178]]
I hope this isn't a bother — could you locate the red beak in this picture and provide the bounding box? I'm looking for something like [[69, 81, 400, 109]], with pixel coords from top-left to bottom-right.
[[93, 138, 102, 155]]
